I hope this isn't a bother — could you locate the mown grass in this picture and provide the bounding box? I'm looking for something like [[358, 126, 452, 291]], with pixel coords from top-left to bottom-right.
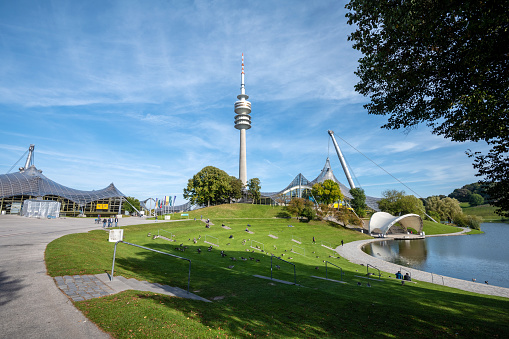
[[422, 220, 463, 235], [461, 203, 508, 222], [46, 204, 509, 338], [157, 203, 286, 221]]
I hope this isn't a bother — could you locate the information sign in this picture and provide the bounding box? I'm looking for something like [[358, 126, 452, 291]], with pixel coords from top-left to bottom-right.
[[109, 229, 124, 243]]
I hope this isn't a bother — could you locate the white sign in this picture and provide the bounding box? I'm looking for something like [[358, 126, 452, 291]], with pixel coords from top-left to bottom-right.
[[109, 229, 124, 243]]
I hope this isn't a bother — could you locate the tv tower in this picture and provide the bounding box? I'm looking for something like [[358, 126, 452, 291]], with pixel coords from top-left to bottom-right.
[[234, 53, 251, 186]]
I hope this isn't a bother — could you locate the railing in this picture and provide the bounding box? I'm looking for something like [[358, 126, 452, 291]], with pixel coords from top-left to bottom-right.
[[157, 229, 174, 238], [366, 264, 381, 279], [325, 261, 344, 281], [431, 272, 444, 285], [111, 241, 191, 293], [271, 255, 296, 284]]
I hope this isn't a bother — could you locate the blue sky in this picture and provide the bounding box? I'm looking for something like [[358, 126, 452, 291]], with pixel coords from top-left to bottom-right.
[[0, 0, 488, 203]]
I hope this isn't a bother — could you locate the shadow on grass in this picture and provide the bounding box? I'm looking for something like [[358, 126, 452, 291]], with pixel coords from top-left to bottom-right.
[[104, 243, 509, 337]]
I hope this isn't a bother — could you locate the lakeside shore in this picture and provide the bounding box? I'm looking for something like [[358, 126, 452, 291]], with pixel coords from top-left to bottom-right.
[[335, 229, 509, 299]]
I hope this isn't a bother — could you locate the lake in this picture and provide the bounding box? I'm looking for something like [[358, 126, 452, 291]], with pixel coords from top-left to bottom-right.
[[362, 223, 509, 288]]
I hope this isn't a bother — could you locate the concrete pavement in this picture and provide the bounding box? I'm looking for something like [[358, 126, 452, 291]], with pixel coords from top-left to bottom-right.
[[0, 214, 154, 339]]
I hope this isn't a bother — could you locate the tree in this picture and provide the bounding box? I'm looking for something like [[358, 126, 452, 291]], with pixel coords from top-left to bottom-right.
[[286, 198, 315, 220], [377, 190, 405, 215], [448, 189, 472, 203], [247, 178, 261, 204], [183, 166, 231, 206], [378, 190, 425, 217], [229, 176, 243, 202], [349, 187, 367, 217], [286, 198, 306, 218], [123, 196, 140, 214], [469, 193, 484, 207], [449, 183, 491, 203], [311, 179, 344, 205], [425, 196, 463, 222], [346, 0, 509, 216]]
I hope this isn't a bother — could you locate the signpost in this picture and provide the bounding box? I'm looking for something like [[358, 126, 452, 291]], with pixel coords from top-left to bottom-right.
[[109, 229, 124, 243]]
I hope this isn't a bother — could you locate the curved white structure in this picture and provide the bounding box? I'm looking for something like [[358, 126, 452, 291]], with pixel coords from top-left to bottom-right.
[[368, 212, 423, 235], [234, 54, 251, 185]]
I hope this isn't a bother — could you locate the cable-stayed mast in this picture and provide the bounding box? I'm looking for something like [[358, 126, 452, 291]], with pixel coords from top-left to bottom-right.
[[328, 130, 356, 189], [234, 53, 252, 185]]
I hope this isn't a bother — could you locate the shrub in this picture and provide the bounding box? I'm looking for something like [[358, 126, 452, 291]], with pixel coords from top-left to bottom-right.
[[453, 213, 482, 230], [469, 193, 484, 207]]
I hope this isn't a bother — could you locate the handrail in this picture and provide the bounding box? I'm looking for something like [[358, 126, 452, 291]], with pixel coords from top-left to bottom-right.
[[271, 255, 296, 284], [325, 261, 344, 281], [157, 229, 174, 238], [111, 240, 191, 293], [366, 263, 381, 279]]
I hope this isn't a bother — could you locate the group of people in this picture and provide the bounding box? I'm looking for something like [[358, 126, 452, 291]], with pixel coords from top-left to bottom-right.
[[395, 270, 411, 281], [98, 215, 119, 228]]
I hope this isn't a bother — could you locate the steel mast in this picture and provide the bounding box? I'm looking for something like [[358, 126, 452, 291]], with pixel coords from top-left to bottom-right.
[[328, 130, 356, 189]]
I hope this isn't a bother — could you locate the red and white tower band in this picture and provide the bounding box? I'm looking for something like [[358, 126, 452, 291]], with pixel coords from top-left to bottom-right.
[[234, 53, 251, 186]]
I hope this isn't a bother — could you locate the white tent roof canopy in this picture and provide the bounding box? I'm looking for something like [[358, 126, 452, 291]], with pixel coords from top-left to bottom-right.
[[368, 212, 423, 235]]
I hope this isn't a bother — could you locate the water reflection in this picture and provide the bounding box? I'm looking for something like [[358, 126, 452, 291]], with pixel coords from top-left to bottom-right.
[[361, 223, 509, 288], [363, 239, 428, 266]]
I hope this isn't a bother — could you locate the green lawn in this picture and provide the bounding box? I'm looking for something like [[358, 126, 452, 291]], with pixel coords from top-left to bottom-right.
[[156, 203, 286, 221], [45, 204, 509, 338], [422, 220, 463, 235], [461, 203, 508, 222]]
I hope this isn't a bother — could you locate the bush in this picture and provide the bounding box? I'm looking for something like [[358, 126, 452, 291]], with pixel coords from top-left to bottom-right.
[[356, 208, 367, 218], [469, 193, 484, 207], [301, 206, 316, 221], [453, 213, 482, 230]]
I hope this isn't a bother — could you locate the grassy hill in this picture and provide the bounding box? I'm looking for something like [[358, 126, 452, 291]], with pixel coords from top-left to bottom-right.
[[461, 203, 508, 222], [188, 203, 285, 219], [45, 204, 509, 338]]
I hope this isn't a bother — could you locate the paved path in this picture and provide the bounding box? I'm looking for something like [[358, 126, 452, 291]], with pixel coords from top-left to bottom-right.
[[0, 215, 154, 339], [54, 273, 210, 302], [335, 230, 509, 299]]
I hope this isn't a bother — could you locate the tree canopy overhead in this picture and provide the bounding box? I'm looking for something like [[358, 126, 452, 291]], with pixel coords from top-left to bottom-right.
[[346, 0, 509, 216]]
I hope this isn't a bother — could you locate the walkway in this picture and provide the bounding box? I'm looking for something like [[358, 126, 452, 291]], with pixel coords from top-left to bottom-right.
[[0, 215, 155, 339], [335, 230, 509, 299], [54, 273, 209, 302]]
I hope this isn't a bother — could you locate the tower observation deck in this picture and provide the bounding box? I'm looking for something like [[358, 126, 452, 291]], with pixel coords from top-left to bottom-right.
[[234, 53, 251, 185]]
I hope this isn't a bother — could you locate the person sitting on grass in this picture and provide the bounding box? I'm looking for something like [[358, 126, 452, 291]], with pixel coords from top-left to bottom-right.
[[395, 271, 403, 279], [404, 273, 411, 281]]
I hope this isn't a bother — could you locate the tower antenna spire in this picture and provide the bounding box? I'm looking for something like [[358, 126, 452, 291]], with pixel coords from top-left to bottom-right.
[[234, 53, 252, 185]]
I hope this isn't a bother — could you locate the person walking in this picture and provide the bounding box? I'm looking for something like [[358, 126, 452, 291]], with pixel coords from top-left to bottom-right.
[[102, 218, 107, 228], [114, 216, 118, 227]]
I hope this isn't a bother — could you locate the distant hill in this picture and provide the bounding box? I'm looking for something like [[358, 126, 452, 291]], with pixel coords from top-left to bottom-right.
[[461, 203, 508, 222]]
